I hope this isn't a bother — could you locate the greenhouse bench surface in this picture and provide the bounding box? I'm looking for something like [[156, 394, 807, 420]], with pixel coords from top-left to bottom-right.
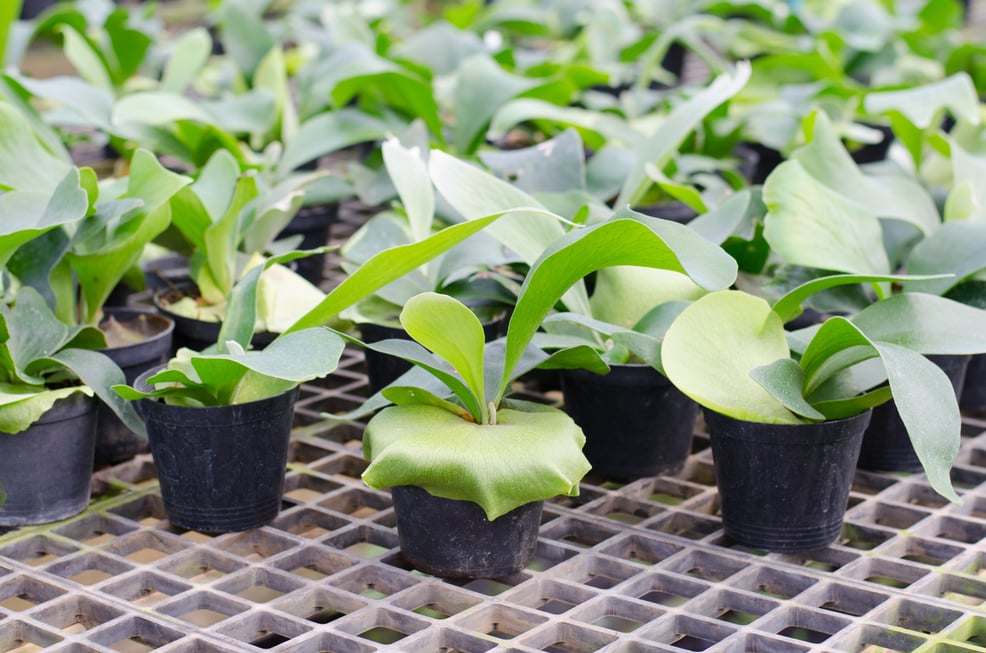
[[0, 338, 984, 653]]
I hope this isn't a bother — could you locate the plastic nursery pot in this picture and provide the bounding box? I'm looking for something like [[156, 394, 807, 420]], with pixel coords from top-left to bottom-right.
[[20, 0, 58, 18], [0, 393, 98, 526], [360, 312, 507, 394], [136, 367, 299, 533], [634, 200, 699, 225], [960, 353, 986, 414], [153, 285, 276, 354], [739, 142, 785, 185], [704, 408, 872, 553], [390, 485, 543, 579], [105, 253, 190, 308], [275, 202, 338, 285], [561, 364, 698, 479], [96, 308, 174, 467], [848, 124, 894, 164], [857, 354, 971, 473]]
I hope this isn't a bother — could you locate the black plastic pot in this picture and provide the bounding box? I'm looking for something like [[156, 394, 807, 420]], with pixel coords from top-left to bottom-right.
[[634, 200, 699, 224], [136, 368, 299, 533], [96, 309, 174, 467], [705, 408, 872, 553], [0, 394, 98, 526], [20, 0, 57, 17], [960, 353, 986, 414], [361, 313, 506, 394], [561, 365, 697, 479], [153, 285, 276, 354], [849, 124, 894, 165], [276, 203, 338, 284], [105, 254, 190, 308], [740, 142, 784, 185], [858, 354, 971, 472], [391, 485, 542, 579]]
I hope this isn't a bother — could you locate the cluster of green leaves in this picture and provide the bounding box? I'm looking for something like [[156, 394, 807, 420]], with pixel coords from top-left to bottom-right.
[[0, 287, 140, 435], [351, 141, 738, 517], [662, 285, 986, 504], [157, 148, 326, 329], [6, 0, 986, 519]]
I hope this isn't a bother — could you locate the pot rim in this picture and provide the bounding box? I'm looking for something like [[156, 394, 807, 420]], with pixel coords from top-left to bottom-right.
[[703, 407, 873, 446], [100, 307, 175, 353], [134, 364, 301, 417]]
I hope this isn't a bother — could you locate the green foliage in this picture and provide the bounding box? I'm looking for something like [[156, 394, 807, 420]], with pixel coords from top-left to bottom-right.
[[0, 0, 21, 69], [160, 149, 324, 331], [354, 187, 737, 516], [65, 150, 191, 325], [662, 286, 986, 503], [762, 112, 940, 277], [0, 287, 139, 435], [114, 327, 344, 407]]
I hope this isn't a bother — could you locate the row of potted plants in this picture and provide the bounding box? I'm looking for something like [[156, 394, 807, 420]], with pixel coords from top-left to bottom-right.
[[2, 0, 986, 579]]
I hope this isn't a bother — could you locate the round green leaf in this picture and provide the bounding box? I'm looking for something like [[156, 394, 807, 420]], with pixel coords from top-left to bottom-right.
[[662, 290, 801, 424], [400, 293, 486, 421]]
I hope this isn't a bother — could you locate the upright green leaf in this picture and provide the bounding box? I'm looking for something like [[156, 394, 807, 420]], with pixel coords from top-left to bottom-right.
[[0, 0, 20, 68], [60, 26, 113, 94], [401, 293, 487, 423], [161, 27, 212, 94], [253, 45, 297, 144], [220, 3, 275, 79], [190, 149, 241, 225], [947, 141, 986, 222], [616, 62, 751, 208], [382, 139, 433, 244], [69, 151, 192, 324], [451, 55, 536, 154], [217, 249, 327, 352], [790, 111, 940, 236], [763, 161, 891, 275], [201, 174, 259, 302]]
